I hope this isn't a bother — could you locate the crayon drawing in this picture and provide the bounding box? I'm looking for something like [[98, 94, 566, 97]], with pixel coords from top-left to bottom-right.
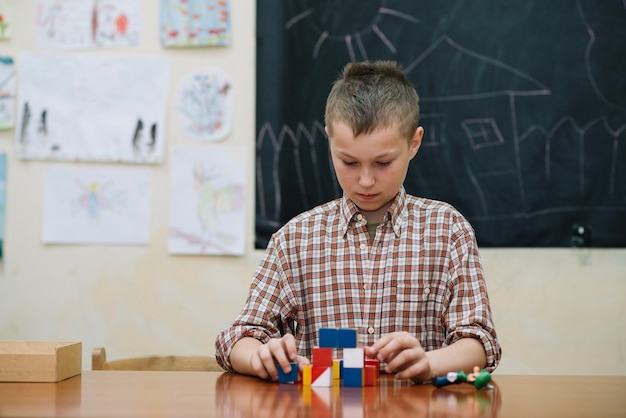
[[43, 166, 151, 244], [169, 146, 246, 255], [176, 66, 233, 142], [0, 153, 5, 258], [0, 56, 15, 130], [35, 0, 141, 49], [0, 0, 12, 40], [160, 0, 230, 47], [16, 53, 169, 163]]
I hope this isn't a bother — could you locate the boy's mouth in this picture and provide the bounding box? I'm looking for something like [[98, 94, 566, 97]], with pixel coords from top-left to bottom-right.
[[357, 193, 378, 201]]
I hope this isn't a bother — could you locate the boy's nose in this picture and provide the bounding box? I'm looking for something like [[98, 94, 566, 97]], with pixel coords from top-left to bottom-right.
[[359, 168, 375, 187]]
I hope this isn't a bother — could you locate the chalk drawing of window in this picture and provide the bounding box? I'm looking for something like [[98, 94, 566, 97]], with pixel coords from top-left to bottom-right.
[[461, 118, 504, 150], [420, 114, 446, 147]]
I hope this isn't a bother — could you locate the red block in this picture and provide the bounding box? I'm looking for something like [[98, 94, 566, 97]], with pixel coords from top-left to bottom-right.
[[311, 365, 333, 387], [312, 347, 333, 367], [364, 365, 377, 386], [364, 359, 380, 378]]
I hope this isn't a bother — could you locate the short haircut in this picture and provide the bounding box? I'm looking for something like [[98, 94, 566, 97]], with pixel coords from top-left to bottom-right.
[[324, 60, 420, 141]]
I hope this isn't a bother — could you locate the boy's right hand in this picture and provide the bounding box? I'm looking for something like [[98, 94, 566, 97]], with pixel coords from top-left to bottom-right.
[[232, 335, 310, 381]]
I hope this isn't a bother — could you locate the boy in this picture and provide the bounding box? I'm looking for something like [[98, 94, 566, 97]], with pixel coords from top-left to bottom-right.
[[215, 61, 501, 383]]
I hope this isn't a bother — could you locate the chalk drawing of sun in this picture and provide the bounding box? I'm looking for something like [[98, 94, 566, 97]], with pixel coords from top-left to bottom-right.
[[285, 0, 420, 61]]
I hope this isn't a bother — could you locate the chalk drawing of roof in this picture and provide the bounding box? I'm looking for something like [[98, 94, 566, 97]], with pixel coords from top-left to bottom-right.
[[404, 36, 551, 101]]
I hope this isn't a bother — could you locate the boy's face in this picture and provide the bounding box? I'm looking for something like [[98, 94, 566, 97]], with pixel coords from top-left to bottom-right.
[[327, 121, 423, 222]]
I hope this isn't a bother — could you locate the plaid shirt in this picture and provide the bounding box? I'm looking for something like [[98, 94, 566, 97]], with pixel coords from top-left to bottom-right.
[[215, 187, 501, 372]]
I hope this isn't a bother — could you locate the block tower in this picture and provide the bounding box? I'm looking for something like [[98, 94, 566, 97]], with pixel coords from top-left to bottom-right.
[[277, 327, 379, 387]]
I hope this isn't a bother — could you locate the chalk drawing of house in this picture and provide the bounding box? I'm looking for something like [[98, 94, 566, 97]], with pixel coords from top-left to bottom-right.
[[405, 35, 551, 219]]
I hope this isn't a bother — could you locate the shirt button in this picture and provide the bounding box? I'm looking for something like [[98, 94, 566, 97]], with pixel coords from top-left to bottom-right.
[[393, 225, 400, 233], [360, 243, 367, 250], [367, 327, 375, 334], [363, 284, 368, 290], [424, 287, 431, 295], [356, 214, 363, 221]]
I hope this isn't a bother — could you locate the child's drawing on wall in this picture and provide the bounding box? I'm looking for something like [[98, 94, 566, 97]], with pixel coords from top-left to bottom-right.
[[0, 0, 12, 40], [43, 166, 151, 244], [0, 56, 15, 130], [35, 0, 140, 49], [77, 180, 117, 220], [175, 66, 233, 142], [16, 53, 169, 163], [160, 0, 230, 47], [0, 153, 6, 258], [169, 146, 246, 255]]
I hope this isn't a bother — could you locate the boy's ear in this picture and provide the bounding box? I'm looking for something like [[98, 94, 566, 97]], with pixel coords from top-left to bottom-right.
[[324, 125, 329, 137], [410, 127, 424, 159]]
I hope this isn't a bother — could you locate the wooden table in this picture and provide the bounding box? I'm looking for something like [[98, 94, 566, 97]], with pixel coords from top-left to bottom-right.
[[1, 371, 625, 417]]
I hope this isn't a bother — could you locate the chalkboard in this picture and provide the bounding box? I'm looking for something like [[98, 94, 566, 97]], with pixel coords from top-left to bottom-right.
[[255, 0, 626, 249]]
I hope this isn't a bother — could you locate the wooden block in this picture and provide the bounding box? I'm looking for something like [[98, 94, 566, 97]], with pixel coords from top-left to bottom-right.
[[343, 367, 363, 387], [365, 358, 380, 377], [364, 365, 377, 386], [312, 347, 333, 367], [318, 328, 338, 348], [337, 328, 357, 348], [311, 366, 332, 387], [0, 341, 82, 382], [332, 358, 342, 379], [302, 364, 312, 385], [343, 347, 364, 368], [277, 361, 299, 383]]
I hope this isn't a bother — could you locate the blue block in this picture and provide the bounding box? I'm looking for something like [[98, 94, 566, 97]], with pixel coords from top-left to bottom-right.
[[343, 367, 363, 387], [277, 362, 299, 383], [337, 328, 357, 348], [318, 328, 338, 348]]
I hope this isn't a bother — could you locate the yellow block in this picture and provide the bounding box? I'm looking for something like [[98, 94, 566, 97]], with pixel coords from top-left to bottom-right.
[[302, 364, 312, 385], [333, 359, 342, 379]]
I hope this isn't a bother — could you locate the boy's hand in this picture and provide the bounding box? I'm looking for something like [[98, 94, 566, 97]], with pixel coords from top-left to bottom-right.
[[249, 334, 310, 381], [364, 332, 432, 382]]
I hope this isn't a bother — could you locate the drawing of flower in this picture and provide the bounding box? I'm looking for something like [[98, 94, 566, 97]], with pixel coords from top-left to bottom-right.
[[0, 14, 8, 37]]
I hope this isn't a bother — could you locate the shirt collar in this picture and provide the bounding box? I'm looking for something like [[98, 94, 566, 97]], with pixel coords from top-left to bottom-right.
[[339, 187, 406, 237]]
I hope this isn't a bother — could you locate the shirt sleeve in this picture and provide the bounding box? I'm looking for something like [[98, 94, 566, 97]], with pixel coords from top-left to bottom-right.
[[214, 236, 296, 371], [443, 215, 502, 372]]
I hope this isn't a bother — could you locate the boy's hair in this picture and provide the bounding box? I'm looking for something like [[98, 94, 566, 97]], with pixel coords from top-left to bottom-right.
[[324, 60, 420, 140]]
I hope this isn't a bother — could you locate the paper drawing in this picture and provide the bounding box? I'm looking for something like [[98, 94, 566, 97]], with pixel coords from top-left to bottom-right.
[[35, 0, 141, 49], [169, 146, 246, 255], [0, 56, 15, 130], [0, 153, 6, 258], [16, 52, 170, 163], [176, 66, 233, 142], [43, 166, 151, 244], [0, 0, 12, 40], [160, 0, 230, 47]]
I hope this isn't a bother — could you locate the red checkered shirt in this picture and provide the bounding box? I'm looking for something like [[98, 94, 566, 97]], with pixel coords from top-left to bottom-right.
[[215, 187, 501, 372]]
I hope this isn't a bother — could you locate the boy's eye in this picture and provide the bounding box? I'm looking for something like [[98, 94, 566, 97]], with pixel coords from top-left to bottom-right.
[[377, 161, 391, 166], [342, 160, 357, 166]]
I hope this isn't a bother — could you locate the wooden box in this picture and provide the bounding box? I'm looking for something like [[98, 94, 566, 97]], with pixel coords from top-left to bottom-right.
[[0, 341, 82, 382]]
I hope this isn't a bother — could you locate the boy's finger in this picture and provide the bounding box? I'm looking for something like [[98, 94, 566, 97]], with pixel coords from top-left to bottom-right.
[[281, 334, 299, 361]]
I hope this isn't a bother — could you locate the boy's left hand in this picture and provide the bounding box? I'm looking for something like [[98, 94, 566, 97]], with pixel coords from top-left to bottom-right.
[[364, 332, 432, 382]]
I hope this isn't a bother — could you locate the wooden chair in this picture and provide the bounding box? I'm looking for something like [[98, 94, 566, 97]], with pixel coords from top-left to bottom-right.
[[92, 347, 223, 371]]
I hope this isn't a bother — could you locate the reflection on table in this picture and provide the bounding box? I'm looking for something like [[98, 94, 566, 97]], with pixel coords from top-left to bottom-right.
[[215, 372, 500, 418]]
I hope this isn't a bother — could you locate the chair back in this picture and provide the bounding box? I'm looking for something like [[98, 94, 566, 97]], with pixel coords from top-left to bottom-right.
[[92, 347, 223, 371]]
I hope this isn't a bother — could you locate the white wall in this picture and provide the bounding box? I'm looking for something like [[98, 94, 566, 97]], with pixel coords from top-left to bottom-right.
[[0, 1, 625, 376]]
